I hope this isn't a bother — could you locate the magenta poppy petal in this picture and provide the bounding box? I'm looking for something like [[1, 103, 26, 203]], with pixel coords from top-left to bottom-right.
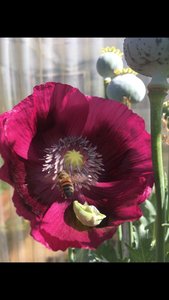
[[10, 150, 62, 217], [5, 82, 89, 159], [137, 184, 153, 205], [79, 176, 151, 225], [83, 95, 153, 183], [12, 188, 52, 250], [110, 204, 143, 226], [38, 201, 117, 251], [12, 188, 35, 221], [30, 222, 52, 251]]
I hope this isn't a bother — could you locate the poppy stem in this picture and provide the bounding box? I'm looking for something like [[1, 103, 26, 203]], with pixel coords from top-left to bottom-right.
[[104, 78, 111, 99], [68, 247, 74, 262], [148, 90, 167, 262], [128, 221, 133, 247], [167, 148, 169, 223], [117, 225, 123, 259]]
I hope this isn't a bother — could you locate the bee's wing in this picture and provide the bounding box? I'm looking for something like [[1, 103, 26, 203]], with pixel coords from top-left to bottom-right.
[[71, 172, 89, 184]]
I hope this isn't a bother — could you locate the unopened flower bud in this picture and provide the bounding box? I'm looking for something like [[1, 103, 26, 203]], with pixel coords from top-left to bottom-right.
[[73, 200, 106, 227]]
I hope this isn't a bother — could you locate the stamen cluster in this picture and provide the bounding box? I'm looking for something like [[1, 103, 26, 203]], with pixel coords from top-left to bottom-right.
[[42, 135, 104, 192]]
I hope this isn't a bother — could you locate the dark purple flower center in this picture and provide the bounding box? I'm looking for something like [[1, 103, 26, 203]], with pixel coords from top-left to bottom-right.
[[41, 136, 105, 195]]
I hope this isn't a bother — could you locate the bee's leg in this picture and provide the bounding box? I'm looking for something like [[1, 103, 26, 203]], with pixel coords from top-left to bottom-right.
[[60, 190, 67, 199], [57, 182, 61, 190]]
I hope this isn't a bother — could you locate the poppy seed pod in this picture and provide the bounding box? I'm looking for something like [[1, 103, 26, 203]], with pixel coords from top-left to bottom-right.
[[106, 68, 146, 104], [123, 38, 169, 91], [96, 46, 123, 79]]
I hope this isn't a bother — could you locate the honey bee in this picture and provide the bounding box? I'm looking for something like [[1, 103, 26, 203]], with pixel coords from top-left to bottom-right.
[[57, 170, 74, 198]]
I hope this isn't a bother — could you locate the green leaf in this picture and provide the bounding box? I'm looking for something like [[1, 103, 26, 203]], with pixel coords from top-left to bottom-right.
[[143, 196, 156, 244], [94, 241, 119, 262], [162, 223, 169, 227], [165, 252, 169, 262], [164, 171, 168, 190], [125, 224, 155, 262], [144, 199, 156, 224], [118, 257, 130, 263], [74, 241, 119, 262], [74, 249, 96, 262], [125, 240, 155, 262]]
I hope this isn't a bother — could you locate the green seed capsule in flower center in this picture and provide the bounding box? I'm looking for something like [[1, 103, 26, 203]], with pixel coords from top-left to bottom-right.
[[63, 150, 84, 172]]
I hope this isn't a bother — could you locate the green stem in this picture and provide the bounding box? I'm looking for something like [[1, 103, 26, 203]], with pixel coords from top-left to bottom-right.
[[148, 91, 166, 262], [167, 147, 169, 223], [68, 247, 74, 262], [118, 225, 123, 259], [164, 147, 169, 247], [104, 78, 110, 99], [128, 221, 133, 247]]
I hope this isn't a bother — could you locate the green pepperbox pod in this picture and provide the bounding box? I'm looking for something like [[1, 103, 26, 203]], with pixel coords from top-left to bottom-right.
[[96, 46, 123, 79], [123, 38, 169, 92], [106, 69, 146, 104]]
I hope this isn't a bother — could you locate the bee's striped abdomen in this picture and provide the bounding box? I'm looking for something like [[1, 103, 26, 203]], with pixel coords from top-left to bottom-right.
[[57, 171, 74, 198], [61, 179, 74, 198]]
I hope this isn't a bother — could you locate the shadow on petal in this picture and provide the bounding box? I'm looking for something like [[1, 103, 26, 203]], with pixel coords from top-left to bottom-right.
[[64, 202, 90, 232]]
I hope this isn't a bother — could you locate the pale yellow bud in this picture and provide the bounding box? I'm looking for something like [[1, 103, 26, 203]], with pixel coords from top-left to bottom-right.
[[73, 201, 106, 227]]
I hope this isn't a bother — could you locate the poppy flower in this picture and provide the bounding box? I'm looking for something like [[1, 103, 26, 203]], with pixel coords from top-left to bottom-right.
[[0, 82, 154, 251]]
